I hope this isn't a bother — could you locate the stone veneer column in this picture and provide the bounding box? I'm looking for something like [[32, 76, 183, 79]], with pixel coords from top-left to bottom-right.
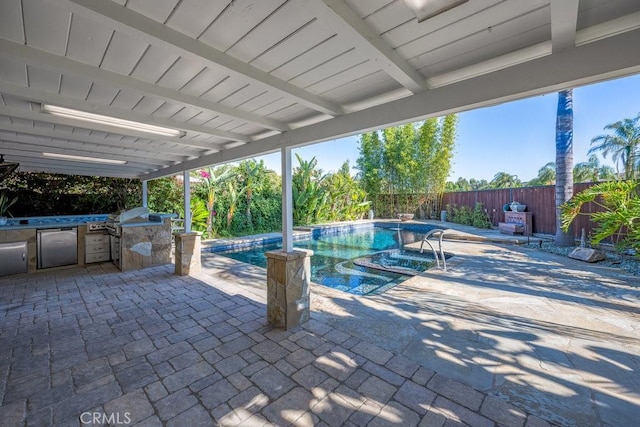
[[174, 232, 202, 276], [265, 249, 313, 329]]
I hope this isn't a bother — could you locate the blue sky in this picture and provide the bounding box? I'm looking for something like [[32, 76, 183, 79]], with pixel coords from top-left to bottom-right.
[[256, 73, 640, 182]]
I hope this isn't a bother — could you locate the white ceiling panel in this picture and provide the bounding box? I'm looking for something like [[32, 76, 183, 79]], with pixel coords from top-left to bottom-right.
[[86, 82, 120, 104], [408, 7, 551, 72], [178, 70, 225, 99], [248, 19, 335, 73], [198, 0, 287, 52], [22, 0, 70, 55], [226, 0, 316, 63], [100, 31, 149, 75], [0, 0, 25, 44], [126, 0, 180, 24], [0, 57, 27, 86], [1, 0, 638, 178], [130, 45, 180, 84], [59, 73, 93, 100], [109, 90, 143, 110], [26, 65, 60, 92], [132, 96, 165, 115], [363, 0, 414, 34], [66, 13, 113, 66], [166, 0, 228, 39], [156, 57, 206, 91]]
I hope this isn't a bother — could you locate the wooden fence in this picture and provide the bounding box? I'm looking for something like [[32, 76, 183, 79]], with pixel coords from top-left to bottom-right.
[[441, 183, 598, 237]]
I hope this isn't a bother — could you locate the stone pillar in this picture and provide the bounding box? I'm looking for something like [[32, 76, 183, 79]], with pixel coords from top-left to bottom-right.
[[266, 249, 313, 330], [174, 232, 201, 276]]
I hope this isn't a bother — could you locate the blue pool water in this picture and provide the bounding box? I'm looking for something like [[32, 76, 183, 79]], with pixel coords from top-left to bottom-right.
[[219, 224, 438, 295]]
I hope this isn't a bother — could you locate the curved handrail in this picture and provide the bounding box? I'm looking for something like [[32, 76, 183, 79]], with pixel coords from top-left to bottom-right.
[[419, 228, 448, 271]]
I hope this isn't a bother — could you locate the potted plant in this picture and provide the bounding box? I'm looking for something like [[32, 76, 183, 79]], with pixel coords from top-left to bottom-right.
[[0, 191, 18, 225]]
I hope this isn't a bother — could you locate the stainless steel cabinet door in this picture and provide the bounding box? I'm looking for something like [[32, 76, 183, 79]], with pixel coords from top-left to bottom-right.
[[37, 228, 78, 269], [0, 241, 28, 276]]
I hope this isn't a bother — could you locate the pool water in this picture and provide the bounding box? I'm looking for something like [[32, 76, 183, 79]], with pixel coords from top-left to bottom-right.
[[219, 225, 438, 295]]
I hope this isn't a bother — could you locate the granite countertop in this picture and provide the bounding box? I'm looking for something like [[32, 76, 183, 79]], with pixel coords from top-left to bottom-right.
[[0, 213, 174, 231]]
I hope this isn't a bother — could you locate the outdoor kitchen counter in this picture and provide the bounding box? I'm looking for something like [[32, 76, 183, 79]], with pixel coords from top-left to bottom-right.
[[118, 214, 173, 272], [0, 213, 174, 274]]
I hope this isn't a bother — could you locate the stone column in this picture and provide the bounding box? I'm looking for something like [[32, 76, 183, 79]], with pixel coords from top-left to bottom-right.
[[266, 249, 313, 329], [174, 232, 202, 276]]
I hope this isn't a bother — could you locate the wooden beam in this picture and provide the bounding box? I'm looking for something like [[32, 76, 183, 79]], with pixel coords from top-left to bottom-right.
[[67, 0, 344, 116], [141, 28, 640, 179], [317, 0, 426, 93], [551, 0, 579, 52], [0, 122, 191, 160], [0, 38, 287, 131]]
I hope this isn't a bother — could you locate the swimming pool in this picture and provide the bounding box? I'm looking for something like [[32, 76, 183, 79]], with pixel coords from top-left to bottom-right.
[[217, 223, 440, 295]]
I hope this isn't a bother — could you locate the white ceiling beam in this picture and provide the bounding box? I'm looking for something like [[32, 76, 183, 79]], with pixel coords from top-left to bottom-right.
[[0, 129, 184, 163], [0, 105, 218, 151], [142, 27, 640, 179], [0, 138, 165, 169], [1, 152, 149, 175], [66, 0, 344, 117], [551, 0, 580, 52], [0, 38, 287, 132], [316, 0, 427, 93], [0, 122, 196, 159], [0, 81, 249, 143]]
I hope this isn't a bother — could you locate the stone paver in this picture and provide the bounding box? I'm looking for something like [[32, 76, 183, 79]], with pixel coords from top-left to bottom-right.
[[1, 239, 637, 427]]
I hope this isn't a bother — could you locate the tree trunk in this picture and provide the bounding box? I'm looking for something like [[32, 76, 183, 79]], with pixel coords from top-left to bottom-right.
[[555, 89, 575, 246]]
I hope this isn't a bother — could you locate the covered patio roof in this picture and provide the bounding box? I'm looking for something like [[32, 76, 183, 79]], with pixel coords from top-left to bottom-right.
[[1, 0, 640, 179]]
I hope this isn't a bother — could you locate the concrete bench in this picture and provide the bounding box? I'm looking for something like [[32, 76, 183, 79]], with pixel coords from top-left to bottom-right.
[[498, 222, 525, 235]]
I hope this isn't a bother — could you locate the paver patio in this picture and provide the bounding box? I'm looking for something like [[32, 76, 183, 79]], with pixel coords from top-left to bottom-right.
[[0, 227, 638, 426]]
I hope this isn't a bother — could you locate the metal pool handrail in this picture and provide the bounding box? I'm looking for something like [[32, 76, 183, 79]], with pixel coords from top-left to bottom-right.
[[419, 228, 448, 271]]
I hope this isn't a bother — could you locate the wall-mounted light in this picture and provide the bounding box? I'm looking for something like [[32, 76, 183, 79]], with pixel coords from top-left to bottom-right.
[[403, 0, 469, 22], [42, 152, 127, 165], [41, 104, 185, 138]]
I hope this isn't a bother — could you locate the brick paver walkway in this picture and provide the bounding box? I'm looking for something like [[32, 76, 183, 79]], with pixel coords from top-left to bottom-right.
[[0, 263, 552, 426]]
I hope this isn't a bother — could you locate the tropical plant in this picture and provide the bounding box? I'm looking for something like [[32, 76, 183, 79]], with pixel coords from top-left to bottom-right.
[[196, 166, 236, 235], [325, 161, 370, 221], [178, 197, 208, 234], [561, 180, 640, 251], [555, 89, 575, 246], [292, 155, 329, 225], [490, 172, 522, 189], [527, 162, 556, 186], [225, 180, 245, 229], [238, 160, 262, 230], [573, 155, 616, 183], [589, 113, 640, 180], [446, 202, 491, 229], [0, 191, 18, 217]]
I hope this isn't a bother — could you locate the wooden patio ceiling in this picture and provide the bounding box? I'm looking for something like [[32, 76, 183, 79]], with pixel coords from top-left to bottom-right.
[[0, 0, 639, 179]]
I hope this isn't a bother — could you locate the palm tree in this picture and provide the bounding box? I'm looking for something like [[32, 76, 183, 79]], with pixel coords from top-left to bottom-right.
[[197, 166, 236, 235], [528, 162, 556, 186], [490, 172, 521, 189], [555, 89, 574, 246], [238, 160, 262, 230], [589, 113, 640, 180], [573, 155, 616, 183]]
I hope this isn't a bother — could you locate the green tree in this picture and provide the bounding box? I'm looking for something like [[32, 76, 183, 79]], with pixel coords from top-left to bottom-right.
[[589, 113, 640, 180], [555, 89, 575, 246], [561, 180, 640, 251], [196, 166, 235, 235], [490, 172, 522, 189], [573, 155, 616, 183], [356, 131, 384, 197], [238, 159, 264, 230], [527, 162, 556, 186], [292, 155, 329, 225]]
